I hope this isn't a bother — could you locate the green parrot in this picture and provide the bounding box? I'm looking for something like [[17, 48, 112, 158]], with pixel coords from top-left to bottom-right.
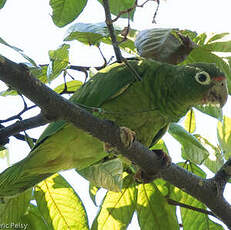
[[0, 59, 228, 197]]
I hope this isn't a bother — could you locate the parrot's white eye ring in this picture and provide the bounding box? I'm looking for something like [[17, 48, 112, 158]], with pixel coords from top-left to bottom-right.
[[195, 71, 211, 85]]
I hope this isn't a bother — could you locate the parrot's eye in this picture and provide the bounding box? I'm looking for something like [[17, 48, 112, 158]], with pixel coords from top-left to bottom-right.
[[195, 71, 211, 85]]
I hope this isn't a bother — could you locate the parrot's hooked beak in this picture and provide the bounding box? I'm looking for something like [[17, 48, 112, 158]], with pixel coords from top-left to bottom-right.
[[205, 78, 228, 108]]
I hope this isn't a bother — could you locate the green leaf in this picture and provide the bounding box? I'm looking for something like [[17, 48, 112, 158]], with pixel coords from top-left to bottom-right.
[[0, 88, 18, 96], [195, 104, 223, 121], [0, 37, 37, 67], [64, 22, 109, 45], [184, 109, 196, 133], [64, 22, 138, 54], [168, 123, 209, 164], [31, 65, 49, 83], [137, 182, 178, 230], [102, 26, 137, 54], [172, 163, 224, 230], [21, 204, 50, 230], [89, 184, 100, 206], [193, 33, 207, 45], [0, 148, 9, 166], [180, 29, 198, 41], [180, 190, 223, 230], [194, 135, 224, 173], [97, 0, 136, 20], [79, 158, 123, 192], [151, 139, 169, 154], [53, 80, 82, 94], [0, 190, 32, 224], [48, 44, 70, 82], [49, 0, 87, 27], [217, 116, 231, 160], [35, 173, 89, 230], [178, 162, 206, 178], [206, 32, 229, 43], [203, 40, 231, 52], [0, 0, 7, 9], [91, 174, 136, 230]]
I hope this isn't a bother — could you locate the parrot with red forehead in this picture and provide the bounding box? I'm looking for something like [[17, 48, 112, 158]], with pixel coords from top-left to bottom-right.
[[0, 59, 228, 197]]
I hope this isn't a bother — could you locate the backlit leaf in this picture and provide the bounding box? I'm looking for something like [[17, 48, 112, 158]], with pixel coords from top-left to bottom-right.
[[91, 173, 136, 230], [35, 173, 89, 230], [217, 116, 231, 160], [50, 0, 87, 27]]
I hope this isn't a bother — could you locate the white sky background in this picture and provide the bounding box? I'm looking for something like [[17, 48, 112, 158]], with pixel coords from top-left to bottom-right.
[[0, 0, 231, 229]]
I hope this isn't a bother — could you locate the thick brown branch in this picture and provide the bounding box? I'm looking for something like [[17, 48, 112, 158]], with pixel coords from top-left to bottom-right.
[[212, 158, 231, 193], [0, 56, 231, 228]]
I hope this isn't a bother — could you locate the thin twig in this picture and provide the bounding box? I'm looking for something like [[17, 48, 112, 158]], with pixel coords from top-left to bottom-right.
[[152, 0, 160, 23], [123, 59, 142, 81], [0, 114, 48, 145], [102, 0, 123, 62], [0, 100, 37, 123], [167, 198, 216, 217]]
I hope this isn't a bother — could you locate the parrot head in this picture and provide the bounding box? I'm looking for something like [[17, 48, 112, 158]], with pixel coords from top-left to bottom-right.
[[187, 63, 228, 108], [171, 63, 228, 109]]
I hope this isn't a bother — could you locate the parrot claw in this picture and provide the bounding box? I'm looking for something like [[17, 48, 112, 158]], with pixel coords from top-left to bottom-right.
[[134, 149, 171, 184], [119, 126, 136, 149]]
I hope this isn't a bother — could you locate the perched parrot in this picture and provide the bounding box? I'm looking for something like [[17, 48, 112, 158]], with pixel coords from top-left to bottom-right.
[[0, 59, 228, 197]]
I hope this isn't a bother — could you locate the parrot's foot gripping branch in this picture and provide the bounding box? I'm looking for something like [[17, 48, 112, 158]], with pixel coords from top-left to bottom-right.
[[119, 126, 136, 149], [135, 149, 172, 183], [104, 126, 136, 153]]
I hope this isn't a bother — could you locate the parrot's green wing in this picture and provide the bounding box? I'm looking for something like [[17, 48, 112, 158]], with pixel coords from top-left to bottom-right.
[[35, 59, 146, 147]]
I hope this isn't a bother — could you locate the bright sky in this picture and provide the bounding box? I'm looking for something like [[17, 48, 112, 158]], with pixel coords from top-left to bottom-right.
[[0, 0, 231, 229]]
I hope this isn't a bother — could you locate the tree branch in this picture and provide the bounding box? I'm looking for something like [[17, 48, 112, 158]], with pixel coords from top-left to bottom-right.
[[0, 114, 47, 145], [0, 56, 231, 228], [102, 0, 123, 62], [167, 198, 216, 217]]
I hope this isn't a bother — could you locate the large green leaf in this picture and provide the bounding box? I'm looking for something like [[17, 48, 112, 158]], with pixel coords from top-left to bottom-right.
[[97, 0, 136, 20], [0, 190, 32, 225], [49, 0, 87, 27], [64, 22, 108, 45], [35, 173, 89, 230], [91, 173, 136, 230], [0, 37, 37, 67], [48, 44, 70, 82], [0, 0, 7, 9], [65, 22, 137, 54], [137, 182, 178, 230], [203, 41, 231, 53], [168, 123, 209, 164], [217, 116, 231, 160], [21, 204, 50, 230], [79, 158, 123, 192]]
